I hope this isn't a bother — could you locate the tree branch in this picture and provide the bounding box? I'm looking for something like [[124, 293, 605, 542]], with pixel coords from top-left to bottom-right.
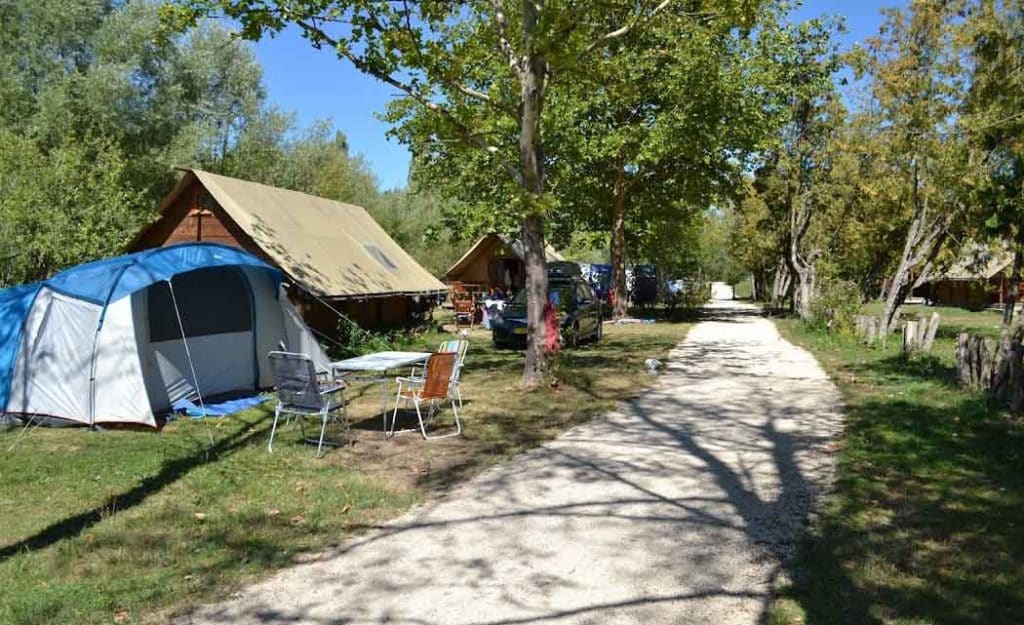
[[294, 17, 522, 185], [489, 0, 523, 79], [582, 0, 674, 55]]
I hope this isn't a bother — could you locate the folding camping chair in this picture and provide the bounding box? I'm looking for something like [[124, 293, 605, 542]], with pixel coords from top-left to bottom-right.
[[391, 352, 462, 439], [450, 282, 476, 329], [267, 351, 349, 457], [438, 339, 469, 408], [409, 339, 468, 408]]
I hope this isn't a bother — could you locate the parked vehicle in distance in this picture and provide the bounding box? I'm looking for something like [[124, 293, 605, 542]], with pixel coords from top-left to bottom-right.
[[630, 264, 659, 307], [491, 262, 603, 348]]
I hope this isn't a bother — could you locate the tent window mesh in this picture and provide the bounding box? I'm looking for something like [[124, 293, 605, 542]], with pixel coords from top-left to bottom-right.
[[147, 267, 252, 342], [363, 244, 398, 272]]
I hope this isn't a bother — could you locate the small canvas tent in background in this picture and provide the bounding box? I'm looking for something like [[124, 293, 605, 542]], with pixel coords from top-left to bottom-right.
[[0, 243, 329, 427], [444, 233, 564, 295], [131, 169, 447, 333]]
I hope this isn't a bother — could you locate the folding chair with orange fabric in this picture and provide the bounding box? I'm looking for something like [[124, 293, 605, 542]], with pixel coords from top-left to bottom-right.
[[390, 352, 462, 439]]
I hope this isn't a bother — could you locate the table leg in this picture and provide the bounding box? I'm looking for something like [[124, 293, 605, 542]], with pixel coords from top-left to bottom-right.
[[381, 376, 388, 439]]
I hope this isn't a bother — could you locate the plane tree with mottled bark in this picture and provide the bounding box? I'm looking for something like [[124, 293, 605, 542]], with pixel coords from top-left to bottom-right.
[[165, 0, 722, 387]]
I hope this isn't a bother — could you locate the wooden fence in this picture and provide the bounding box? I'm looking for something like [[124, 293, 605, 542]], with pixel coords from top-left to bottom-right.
[[854, 312, 940, 356], [957, 329, 1024, 413]]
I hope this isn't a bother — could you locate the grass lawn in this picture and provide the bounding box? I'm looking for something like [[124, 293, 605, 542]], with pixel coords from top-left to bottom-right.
[[0, 320, 689, 625], [768, 306, 1024, 625]]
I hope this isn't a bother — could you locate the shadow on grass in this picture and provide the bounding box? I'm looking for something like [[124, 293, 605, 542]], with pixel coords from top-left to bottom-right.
[[0, 415, 268, 563], [851, 353, 961, 388], [775, 322, 1024, 625]]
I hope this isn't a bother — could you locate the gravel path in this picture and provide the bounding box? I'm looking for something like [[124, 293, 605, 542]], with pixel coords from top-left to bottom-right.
[[188, 300, 843, 625]]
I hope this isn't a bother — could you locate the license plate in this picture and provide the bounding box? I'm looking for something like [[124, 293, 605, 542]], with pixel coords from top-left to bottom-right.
[[513, 327, 527, 335]]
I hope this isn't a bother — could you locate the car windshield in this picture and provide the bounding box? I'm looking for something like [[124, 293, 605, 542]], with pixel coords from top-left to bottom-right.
[[512, 283, 575, 308]]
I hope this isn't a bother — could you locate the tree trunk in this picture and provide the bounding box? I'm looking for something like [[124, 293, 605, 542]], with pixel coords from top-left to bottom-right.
[[880, 161, 952, 334], [992, 246, 1023, 394], [999, 247, 1022, 353], [880, 227, 916, 334], [791, 263, 814, 320], [771, 260, 791, 308], [520, 213, 548, 388], [517, 7, 549, 389], [610, 164, 628, 320], [786, 192, 815, 321]]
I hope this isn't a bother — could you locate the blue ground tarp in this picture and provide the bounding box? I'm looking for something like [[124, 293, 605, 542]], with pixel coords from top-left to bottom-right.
[[171, 394, 271, 419]]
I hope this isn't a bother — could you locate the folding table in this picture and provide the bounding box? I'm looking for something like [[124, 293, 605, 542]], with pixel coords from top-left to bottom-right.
[[331, 351, 432, 437]]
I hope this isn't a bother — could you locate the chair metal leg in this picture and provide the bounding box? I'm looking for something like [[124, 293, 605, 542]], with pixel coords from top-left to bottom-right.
[[455, 384, 463, 409], [450, 397, 462, 436], [389, 389, 404, 437], [315, 409, 328, 458], [413, 398, 430, 439], [416, 397, 462, 440], [268, 404, 282, 453]]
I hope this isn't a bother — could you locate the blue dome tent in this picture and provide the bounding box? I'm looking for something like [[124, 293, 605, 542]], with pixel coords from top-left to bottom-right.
[[0, 243, 329, 427]]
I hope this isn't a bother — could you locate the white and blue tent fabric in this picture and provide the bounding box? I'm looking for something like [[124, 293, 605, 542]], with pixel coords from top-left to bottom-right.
[[0, 243, 330, 427]]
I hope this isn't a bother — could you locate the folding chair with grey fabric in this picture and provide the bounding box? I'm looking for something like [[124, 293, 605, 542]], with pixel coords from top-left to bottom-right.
[[267, 351, 349, 457], [391, 352, 461, 439]]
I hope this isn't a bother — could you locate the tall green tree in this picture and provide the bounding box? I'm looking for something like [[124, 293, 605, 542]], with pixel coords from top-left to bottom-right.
[[544, 8, 769, 318], [857, 0, 969, 333], [168, 0, 761, 387], [742, 16, 843, 318], [963, 0, 1024, 376], [0, 0, 268, 284]]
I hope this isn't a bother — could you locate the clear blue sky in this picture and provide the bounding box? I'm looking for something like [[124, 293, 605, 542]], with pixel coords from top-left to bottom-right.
[[254, 1, 907, 191]]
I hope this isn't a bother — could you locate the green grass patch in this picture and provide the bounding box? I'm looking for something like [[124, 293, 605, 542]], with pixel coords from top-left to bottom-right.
[[768, 317, 1024, 625], [0, 321, 689, 625]]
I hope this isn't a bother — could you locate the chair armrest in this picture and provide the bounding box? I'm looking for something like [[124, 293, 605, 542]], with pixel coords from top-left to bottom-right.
[[395, 376, 425, 385], [319, 382, 347, 395]]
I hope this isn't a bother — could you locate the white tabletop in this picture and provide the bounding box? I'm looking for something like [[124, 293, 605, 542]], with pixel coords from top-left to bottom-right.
[[331, 351, 432, 373]]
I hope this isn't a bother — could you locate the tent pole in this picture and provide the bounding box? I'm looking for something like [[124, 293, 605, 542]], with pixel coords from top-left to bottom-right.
[[167, 279, 208, 423]]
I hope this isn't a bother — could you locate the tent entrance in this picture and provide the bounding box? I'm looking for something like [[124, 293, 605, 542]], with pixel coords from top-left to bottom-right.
[[140, 266, 257, 414]]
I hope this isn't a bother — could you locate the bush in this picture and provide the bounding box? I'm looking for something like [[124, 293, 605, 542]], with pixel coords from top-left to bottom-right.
[[809, 279, 862, 334], [330, 315, 437, 359]]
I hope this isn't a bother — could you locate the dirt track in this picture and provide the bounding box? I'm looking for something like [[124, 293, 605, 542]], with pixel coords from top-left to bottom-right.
[[187, 300, 843, 625]]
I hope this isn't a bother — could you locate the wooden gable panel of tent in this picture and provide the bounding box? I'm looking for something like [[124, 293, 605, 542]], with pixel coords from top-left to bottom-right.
[[133, 176, 271, 263]]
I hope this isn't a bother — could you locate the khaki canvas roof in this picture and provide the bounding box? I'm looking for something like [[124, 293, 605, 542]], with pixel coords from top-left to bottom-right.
[[166, 170, 446, 299], [936, 245, 1012, 281], [445, 233, 564, 279]]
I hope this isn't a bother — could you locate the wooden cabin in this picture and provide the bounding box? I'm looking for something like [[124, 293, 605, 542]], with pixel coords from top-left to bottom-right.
[[917, 251, 1021, 310]]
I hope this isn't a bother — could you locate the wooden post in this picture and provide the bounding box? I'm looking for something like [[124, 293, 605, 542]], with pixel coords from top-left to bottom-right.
[[979, 337, 994, 390], [957, 332, 970, 386], [902, 320, 918, 357], [921, 312, 940, 353]]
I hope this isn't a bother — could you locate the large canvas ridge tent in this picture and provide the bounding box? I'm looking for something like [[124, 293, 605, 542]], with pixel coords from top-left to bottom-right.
[[443, 233, 564, 293], [0, 242, 329, 427], [131, 169, 448, 330]]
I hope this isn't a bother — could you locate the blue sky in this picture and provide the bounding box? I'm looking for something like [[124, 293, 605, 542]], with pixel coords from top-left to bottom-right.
[[254, 1, 907, 191]]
